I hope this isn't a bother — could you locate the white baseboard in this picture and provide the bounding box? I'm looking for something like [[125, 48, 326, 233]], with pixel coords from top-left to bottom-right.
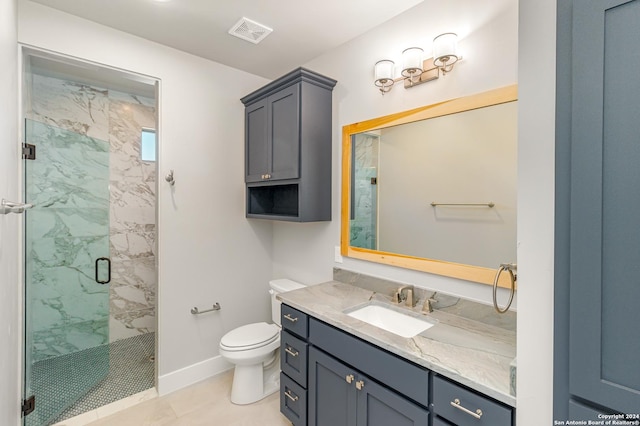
[[157, 355, 233, 396]]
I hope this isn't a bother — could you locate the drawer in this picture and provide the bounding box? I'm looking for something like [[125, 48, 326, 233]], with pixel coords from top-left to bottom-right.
[[281, 372, 307, 426], [281, 305, 308, 338], [281, 330, 308, 387], [432, 375, 513, 426], [308, 318, 429, 407], [433, 416, 454, 426]]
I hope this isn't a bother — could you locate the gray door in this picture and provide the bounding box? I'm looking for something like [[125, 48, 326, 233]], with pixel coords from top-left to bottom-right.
[[568, 0, 640, 413], [308, 347, 357, 426], [269, 84, 300, 181]]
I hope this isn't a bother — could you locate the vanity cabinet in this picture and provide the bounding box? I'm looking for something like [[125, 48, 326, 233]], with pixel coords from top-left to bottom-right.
[[241, 68, 336, 222], [309, 347, 429, 426], [279, 304, 514, 426], [280, 306, 310, 426]]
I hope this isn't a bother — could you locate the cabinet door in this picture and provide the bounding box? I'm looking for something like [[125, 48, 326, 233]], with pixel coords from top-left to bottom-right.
[[245, 98, 269, 182], [269, 84, 300, 181], [356, 375, 429, 426], [308, 347, 357, 426], [569, 0, 640, 414]]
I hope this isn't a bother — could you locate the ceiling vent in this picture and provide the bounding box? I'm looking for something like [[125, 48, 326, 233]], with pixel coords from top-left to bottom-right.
[[228, 17, 273, 44]]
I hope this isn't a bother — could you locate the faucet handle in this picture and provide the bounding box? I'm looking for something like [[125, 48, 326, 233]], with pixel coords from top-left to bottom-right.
[[423, 297, 437, 313]]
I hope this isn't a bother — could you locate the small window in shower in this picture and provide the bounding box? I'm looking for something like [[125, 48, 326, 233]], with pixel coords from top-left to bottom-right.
[[141, 128, 156, 162]]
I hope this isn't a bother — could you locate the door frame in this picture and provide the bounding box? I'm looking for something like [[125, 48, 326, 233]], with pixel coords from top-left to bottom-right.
[[18, 44, 161, 422]]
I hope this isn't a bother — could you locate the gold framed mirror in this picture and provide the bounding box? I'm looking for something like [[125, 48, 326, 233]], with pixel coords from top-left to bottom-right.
[[341, 85, 518, 287]]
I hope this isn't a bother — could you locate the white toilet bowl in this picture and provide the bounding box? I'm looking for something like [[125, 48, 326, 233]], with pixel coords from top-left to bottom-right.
[[219, 279, 305, 405]]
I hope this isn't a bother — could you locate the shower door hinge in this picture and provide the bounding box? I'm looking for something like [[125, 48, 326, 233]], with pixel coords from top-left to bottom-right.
[[22, 143, 36, 160], [21, 395, 35, 417]]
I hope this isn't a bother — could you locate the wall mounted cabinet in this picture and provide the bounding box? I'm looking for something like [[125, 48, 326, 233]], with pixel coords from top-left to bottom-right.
[[241, 68, 336, 222]]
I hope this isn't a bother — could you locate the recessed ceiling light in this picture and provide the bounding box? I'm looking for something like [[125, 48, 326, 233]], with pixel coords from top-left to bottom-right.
[[228, 17, 273, 44]]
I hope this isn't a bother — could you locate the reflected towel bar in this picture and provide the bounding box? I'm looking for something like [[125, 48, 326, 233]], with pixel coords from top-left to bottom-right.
[[430, 202, 495, 208], [191, 303, 221, 315]]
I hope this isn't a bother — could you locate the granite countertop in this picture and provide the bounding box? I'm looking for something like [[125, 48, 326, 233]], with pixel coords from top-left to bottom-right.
[[278, 280, 517, 407]]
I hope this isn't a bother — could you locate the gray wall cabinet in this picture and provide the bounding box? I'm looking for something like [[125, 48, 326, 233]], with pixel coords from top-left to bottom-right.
[[241, 68, 336, 222], [280, 304, 514, 426], [555, 0, 640, 420]]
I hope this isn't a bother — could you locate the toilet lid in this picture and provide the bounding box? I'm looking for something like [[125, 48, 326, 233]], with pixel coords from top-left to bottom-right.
[[220, 322, 279, 349]]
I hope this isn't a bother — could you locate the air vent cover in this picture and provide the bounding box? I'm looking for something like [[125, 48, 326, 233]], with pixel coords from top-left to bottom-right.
[[228, 17, 273, 44]]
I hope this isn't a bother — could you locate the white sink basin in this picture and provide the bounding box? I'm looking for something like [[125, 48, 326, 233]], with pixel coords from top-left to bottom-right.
[[346, 304, 435, 338]]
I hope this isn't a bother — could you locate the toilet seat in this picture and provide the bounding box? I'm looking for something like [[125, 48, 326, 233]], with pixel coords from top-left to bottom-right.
[[220, 322, 279, 352]]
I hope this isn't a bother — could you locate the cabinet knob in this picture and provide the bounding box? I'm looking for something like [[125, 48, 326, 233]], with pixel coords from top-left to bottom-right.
[[355, 380, 365, 390], [345, 374, 354, 384]]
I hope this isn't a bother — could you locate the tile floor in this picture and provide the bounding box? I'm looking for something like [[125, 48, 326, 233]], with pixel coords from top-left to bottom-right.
[[29, 333, 155, 426], [56, 371, 291, 426]]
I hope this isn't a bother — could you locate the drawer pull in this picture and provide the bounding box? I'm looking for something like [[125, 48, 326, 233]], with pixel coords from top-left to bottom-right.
[[345, 374, 354, 384], [284, 389, 299, 402], [355, 380, 365, 390], [285, 346, 299, 357], [451, 398, 483, 419], [284, 314, 298, 322]]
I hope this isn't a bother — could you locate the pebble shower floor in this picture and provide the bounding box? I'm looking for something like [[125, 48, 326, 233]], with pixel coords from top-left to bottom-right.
[[26, 332, 155, 426]]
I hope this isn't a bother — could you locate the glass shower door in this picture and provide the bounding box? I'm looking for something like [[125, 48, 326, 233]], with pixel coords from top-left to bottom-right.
[[23, 119, 111, 425]]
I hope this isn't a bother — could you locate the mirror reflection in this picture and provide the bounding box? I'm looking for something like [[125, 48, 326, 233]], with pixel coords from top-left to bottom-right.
[[350, 101, 517, 268], [342, 86, 518, 284]]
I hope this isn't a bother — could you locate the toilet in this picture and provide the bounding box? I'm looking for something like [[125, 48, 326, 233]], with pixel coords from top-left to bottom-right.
[[219, 278, 305, 405]]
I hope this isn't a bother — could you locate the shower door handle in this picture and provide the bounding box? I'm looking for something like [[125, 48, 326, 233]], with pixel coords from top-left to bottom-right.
[[95, 257, 111, 284]]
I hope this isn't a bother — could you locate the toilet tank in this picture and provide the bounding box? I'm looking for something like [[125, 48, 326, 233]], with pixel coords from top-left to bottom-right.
[[269, 279, 305, 325]]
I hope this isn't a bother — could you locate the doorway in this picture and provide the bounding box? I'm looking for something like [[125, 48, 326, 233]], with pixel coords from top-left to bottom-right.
[[22, 49, 159, 425]]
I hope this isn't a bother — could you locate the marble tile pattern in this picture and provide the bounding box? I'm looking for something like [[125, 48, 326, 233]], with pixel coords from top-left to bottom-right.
[[27, 74, 157, 360], [350, 133, 379, 250], [278, 276, 517, 406], [107, 90, 157, 341]]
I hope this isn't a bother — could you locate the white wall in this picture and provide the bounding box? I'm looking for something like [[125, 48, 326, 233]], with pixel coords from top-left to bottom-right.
[[18, 1, 274, 395], [517, 0, 556, 424], [275, 0, 558, 423], [274, 0, 519, 304], [377, 102, 517, 268], [0, 0, 21, 424]]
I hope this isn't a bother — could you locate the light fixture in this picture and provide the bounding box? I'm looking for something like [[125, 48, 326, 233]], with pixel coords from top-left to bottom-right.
[[433, 32, 460, 74], [373, 33, 462, 95], [374, 60, 395, 94], [401, 47, 424, 79]]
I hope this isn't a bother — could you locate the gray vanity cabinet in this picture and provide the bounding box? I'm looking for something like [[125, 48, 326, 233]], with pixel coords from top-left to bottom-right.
[[241, 68, 336, 222], [308, 347, 429, 426], [280, 306, 310, 426], [280, 304, 514, 426]]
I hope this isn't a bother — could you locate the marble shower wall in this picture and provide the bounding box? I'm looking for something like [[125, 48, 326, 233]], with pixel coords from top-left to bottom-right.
[[27, 74, 156, 360], [350, 133, 379, 250]]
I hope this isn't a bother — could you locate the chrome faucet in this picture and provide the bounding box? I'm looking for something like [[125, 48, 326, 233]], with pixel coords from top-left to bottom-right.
[[392, 285, 415, 307]]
